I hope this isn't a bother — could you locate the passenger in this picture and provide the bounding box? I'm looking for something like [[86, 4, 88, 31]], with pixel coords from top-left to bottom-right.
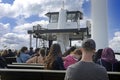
[[93, 49, 103, 63], [6, 49, 16, 57], [63, 48, 82, 69], [65, 39, 109, 80], [26, 48, 45, 65], [44, 43, 65, 70], [97, 47, 120, 71], [16, 46, 31, 63], [63, 46, 76, 57], [1, 50, 8, 58], [0, 56, 7, 68], [27, 47, 34, 56]]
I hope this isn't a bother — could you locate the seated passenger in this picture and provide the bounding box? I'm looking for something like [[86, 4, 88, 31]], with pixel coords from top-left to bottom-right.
[[26, 48, 45, 65], [1, 50, 8, 58], [97, 47, 120, 71], [16, 46, 31, 63], [63, 49, 82, 69], [63, 46, 76, 57], [44, 43, 65, 70], [0, 56, 7, 68], [65, 39, 109, 80], [93, 49, 103, 63], [27, 47, 34, 56]]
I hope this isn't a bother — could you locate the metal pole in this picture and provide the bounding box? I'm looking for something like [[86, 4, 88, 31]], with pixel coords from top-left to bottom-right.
[[49, 40, 53, 48], [36, 37, 38, 48], [30, 34, 32, 48], [70, 39, 72, 47]]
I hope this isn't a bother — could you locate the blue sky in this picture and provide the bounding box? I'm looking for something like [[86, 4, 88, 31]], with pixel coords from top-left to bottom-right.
[[108, 0, 120, 40], [0, 0, 120, 52], [82, 0, 120, 40]]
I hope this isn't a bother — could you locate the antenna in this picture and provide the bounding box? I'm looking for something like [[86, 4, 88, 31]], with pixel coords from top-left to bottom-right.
[[62, 0, 65, 9]]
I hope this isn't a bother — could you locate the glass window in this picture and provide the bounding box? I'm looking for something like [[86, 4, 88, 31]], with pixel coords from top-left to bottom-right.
[[67, 13, 77, 22], [50, 14, 59, 23]]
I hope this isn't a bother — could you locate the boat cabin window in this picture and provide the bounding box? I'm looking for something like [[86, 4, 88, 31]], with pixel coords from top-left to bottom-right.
[[67, 13, 77, 22], [50, 14, 59, 23]]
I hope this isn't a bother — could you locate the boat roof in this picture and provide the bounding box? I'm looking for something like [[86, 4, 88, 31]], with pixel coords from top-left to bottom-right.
[[45, 11, 83, 19]]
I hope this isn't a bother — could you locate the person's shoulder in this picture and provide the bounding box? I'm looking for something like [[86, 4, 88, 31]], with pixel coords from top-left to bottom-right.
[[21, 53, 30, 58], [94, 63, 107, 71], [64, 55, 73, 60], [56, 56, 62, 60], [24, 53, 31, 57], [30, 56, 37, 59], [37, 56, 42, 58], [67, 61, 80, 69]]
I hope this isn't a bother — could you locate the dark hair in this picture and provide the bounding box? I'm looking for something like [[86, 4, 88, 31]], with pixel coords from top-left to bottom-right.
[[73, 49, 82, 55], [33, 48, 40, 56], [30, 47, 33, 49], [93, 49, 103, 62], [63, 46, 76, 57], [21, 46, 28, 53], [82, 39, 96, 51], [45, 43, 62, 69], [17, 46, 28, 57], [35, 48, 40, 53], [40, 48, 45, 57], [8, 49, 12, 52]]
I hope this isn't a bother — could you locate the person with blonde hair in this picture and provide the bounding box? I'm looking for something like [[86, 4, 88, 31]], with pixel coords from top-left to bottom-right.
[[63, 48, 82, 69], [26, 48, 45, 65]]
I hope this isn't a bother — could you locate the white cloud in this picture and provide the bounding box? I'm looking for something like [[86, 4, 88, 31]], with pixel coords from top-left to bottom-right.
[[0, 23, 10, 49], [0, 23, 10, 37], [115, 32, 120, 37], [1, 33, 30, 49], [109, 31, 120, 52], [0, 3, 17, 18], [0, 0, 90, 50], [0, 20, 48, 49], [0, 0, 87, 18], [13, 20, 48, 34]]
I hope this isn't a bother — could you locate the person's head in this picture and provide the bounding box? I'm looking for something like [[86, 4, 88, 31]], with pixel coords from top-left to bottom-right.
[[1, 50, 8, 56], [63, 46, 76, 57], [20, 46, 28, 53], [101, 47, 117, 63], [30, 47, 33, 50], [8, 49, 12, 53], [93, 49, 103, 62], [49, 43, 62, 56], [96, 49, 103, 57], [73, 48, 82, 60], [29, 47, 33, 51], [40, 48, 45, 57], [82, 38, 96, 54], [69, 46, 76, 52], [34, 48, 40, 56], [45, 43, 62, 69], [35, 48, 40, 53]]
